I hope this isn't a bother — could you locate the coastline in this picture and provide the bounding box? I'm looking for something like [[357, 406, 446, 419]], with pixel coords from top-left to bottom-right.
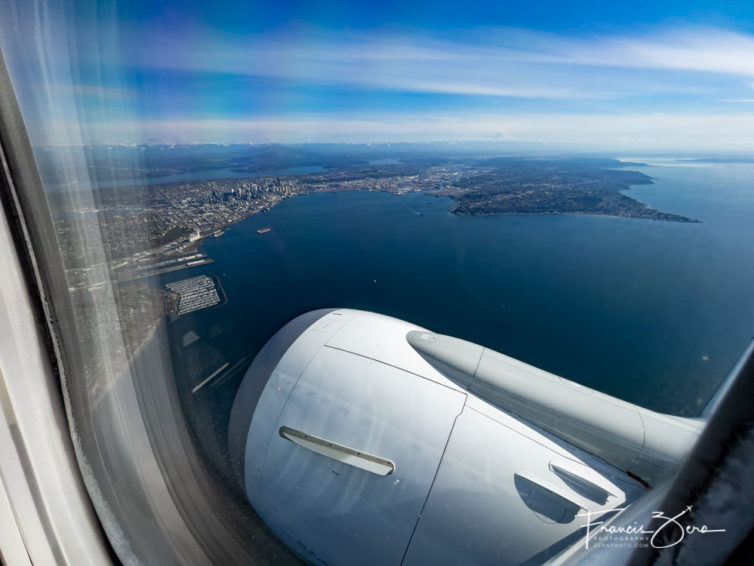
[[176, 180, 702, 260], [451, 208, 701, 222]]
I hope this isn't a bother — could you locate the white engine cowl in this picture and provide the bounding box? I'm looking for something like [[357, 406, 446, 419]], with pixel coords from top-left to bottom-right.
[[228, 309, 701, 565]]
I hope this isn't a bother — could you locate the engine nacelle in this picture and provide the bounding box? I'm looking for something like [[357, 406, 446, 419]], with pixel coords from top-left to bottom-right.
[[229, 309, 701, 565]]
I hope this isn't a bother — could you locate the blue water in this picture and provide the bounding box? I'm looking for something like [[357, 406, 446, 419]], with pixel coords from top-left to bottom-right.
[[167, 162, 754, 418]]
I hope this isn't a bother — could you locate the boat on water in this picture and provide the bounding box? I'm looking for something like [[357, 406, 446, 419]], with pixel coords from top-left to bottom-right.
[[257, 227, 271, 234]]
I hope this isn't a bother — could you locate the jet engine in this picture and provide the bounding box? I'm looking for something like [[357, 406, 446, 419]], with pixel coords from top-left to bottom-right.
[[228, 309, 702, 565]]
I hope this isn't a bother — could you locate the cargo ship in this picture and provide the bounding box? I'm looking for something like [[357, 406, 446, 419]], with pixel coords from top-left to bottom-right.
[[257, 227, 271, 234]]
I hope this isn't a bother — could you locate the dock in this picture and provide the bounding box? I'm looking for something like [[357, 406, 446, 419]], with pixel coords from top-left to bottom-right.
[[166, 275, 224, 315], [116, 253, 214, 282]]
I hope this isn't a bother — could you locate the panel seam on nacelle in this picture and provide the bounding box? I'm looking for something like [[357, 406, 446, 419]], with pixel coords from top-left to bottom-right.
[[400, 396, 468, 566], [629, 408, 649, 482], [322, 344, 468, 396], [464, 404, 589, 467]]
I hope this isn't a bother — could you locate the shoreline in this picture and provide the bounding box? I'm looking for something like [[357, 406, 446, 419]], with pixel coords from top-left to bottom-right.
[[452, 208, 701, 223], [122, 172, 699, 285]]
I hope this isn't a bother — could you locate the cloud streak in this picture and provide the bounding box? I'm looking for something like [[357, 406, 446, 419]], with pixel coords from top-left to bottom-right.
[[122, 24, 754, 101], [52, 111, 754, 150], [13, 14, 754, 148]]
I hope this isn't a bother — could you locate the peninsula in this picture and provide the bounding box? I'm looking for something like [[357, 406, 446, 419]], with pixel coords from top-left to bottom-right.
[[428, 157, 698, 222], [50, 151, 699, 284], [47, 147, 699, 359]]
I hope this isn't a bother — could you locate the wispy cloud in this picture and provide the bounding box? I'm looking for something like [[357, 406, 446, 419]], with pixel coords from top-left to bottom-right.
[[120, 24, 754, 101], [56, 111, 754, 150], [504, 27, 754, 76], [16, 17, 754, 148]]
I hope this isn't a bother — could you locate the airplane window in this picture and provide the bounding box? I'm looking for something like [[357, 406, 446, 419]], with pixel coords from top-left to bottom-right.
[[1, 1, 753, 564]]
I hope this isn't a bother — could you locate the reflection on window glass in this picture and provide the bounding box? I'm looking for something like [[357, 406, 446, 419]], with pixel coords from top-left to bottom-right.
[[1, 0, 753, 564]]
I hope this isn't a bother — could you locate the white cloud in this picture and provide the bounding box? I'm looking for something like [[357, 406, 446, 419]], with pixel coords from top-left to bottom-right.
[[57, 112, 754, 150], [517, 27, 754, 77], [24, 22, 754, 148], [121, 24, 754, 100]]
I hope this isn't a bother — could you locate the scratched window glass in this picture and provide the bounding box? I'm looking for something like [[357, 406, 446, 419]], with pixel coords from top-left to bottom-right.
[[1, 0, 752, 564]]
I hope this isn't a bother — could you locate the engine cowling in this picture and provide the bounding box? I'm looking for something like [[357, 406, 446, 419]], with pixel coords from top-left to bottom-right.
[[228, 309, 697, 565]]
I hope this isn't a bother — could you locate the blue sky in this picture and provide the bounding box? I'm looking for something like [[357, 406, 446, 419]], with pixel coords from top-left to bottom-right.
[[4, 0, 754, 150]]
